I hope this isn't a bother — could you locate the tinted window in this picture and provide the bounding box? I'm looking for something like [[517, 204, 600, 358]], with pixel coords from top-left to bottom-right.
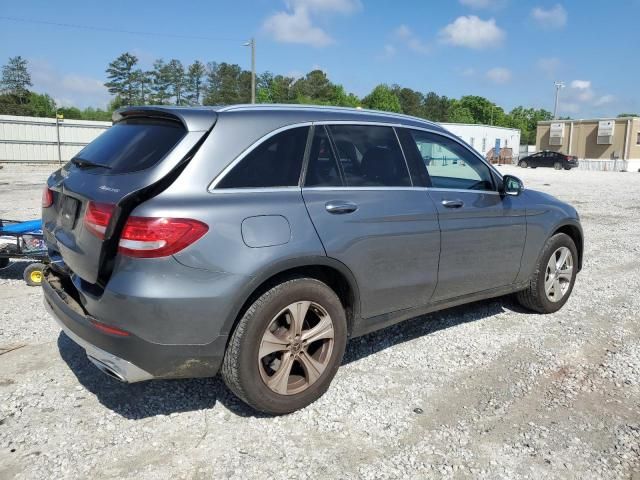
[[217, 127, 309, 188], [407, 130, 494, 191], [305, 126, 343, 187], [72, 118, 185, 174], [328, 125, 411, 187]]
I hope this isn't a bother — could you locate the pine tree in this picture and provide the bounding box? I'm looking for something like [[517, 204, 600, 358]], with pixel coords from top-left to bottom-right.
[[165, 59, 185, 105], [150, 59, 171, 105], [104, 53, 138, 106], [185, 61, 206, 105], [0, 56, 32, 104]]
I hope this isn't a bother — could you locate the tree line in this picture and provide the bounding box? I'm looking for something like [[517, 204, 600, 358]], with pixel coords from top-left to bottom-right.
[[1, 54, 565, 145]]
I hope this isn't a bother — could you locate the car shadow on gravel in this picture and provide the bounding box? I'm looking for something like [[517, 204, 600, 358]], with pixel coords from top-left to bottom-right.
[[0, 260, 36, 281], [56, 333, 264, 419], [57, 296, 525, 419]]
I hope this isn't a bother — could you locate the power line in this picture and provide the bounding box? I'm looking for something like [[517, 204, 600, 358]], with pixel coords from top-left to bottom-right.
[[0, 16, 245, 42]]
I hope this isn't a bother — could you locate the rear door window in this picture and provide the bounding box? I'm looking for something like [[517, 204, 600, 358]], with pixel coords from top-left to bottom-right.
[[327, 125, 411, 187], [72, 118, 186, 174], [216, 126, 310, 189]]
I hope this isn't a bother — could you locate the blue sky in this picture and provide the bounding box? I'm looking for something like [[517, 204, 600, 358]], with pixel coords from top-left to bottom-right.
[[1, 0, 638, 117]]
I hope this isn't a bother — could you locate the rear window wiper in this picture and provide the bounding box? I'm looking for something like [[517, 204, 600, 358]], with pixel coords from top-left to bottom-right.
[[71, 157, 112, 169]]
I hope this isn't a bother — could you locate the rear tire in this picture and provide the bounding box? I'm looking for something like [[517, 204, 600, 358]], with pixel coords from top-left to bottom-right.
[[554, 162, 562, 170], [23, 262, 45, 286], [516, 233, 578, 313], [222, 277, 347, 415], [519, 160, 528, 168]]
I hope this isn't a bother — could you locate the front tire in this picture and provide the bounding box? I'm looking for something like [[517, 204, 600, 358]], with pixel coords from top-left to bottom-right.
[[516, 233, 578, 313], [222, 277, 347, 415]]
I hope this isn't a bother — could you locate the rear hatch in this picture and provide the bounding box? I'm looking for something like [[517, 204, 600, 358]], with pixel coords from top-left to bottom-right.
[[43, 107, 216, 286]]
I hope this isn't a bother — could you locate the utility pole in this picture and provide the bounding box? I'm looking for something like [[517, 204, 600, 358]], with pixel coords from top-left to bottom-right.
[[553, 81, 565, 119], [243, 38, 256, 103]]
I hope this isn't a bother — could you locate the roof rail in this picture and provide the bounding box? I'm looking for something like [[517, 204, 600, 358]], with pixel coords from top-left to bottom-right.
[[217, 103, 439, 127]]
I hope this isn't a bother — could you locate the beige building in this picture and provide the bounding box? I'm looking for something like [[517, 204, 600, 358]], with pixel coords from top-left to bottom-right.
[[536, 117, 640, 171]]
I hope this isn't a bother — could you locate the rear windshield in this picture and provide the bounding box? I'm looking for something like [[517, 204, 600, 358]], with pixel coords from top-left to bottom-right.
[[71, 118, 185, 174]]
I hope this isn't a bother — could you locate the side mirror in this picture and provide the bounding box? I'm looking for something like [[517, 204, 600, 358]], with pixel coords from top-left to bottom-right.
[[502, 174, 524, 196]]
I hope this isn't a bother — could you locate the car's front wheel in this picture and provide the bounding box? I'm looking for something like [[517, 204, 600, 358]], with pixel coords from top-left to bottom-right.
[[222, 277, 347, 415], [516, 233, 578, 313]]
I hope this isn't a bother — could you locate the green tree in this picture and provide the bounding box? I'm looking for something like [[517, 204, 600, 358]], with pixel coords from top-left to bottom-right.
[[132, 69, 152, 105], [57, 106, 83, 120], [292, 70, 337, 104], [0, 56, 32, 104], [104, 53, 138, 106], [164, 59, 186, 105], [202, 62, 250, 105], [362, 84, 402, 113], [27, 92, 56, 117], [392, 85, 424, 117], [423, 92, 451, 122], [185, 61, 206, 105], [150, 59, 172, 105], [508, 106, 552, 145], [618, 113, 639, 118]]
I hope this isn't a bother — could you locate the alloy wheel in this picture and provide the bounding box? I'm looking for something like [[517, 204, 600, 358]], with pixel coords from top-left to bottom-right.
[[545, 246, 574, 302], [258, 301, 335, 395]]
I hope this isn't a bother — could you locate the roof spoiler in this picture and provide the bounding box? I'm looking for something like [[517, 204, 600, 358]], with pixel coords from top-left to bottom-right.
[[113, 106, 218, 132]]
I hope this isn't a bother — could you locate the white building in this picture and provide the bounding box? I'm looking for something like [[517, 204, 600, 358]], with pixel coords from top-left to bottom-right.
[[439, 123, 521, 161]]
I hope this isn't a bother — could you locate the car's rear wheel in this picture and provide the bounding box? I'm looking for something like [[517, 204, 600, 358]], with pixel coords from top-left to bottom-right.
[[516, 233, 578, 313], [554, 162, 562, 170], [519, 160, 528, 168], [222, 277, 347, 415]]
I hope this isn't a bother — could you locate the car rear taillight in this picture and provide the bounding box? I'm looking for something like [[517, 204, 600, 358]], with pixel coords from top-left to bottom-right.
[[90, 318, 130, 337], [84, 202, 115, 239], [42, 187, 54, 208], [118, 217, 208, 258]]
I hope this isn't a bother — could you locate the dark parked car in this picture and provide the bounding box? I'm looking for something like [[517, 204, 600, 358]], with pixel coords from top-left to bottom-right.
[[519, 151, 579, 170], [42, 105, 583, 414]]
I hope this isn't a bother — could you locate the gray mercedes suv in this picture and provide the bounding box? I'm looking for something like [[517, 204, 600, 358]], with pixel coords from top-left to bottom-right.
[[42, 105, 583, 414]]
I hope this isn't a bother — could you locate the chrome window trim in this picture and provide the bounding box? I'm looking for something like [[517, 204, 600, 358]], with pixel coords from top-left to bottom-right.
[[207, 122, 313, 191], [208, 119, 504, 193], [303, 186, 419, 192], [426, 187, 501, 196], [206, 186, 301, 195]]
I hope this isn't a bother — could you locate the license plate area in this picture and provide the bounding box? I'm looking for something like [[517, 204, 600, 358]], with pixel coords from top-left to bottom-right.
[[60, 196, 80, 229]]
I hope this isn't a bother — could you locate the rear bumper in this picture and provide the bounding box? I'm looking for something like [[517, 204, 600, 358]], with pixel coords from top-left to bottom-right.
[[43, 269, 227, 382]]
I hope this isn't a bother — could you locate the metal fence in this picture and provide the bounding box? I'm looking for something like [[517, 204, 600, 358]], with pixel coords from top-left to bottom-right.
[[0, 114, 111, 164]]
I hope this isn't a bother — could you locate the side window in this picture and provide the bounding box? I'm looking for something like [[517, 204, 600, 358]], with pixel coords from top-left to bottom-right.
[[305, 126, 343, 187], [216, 126, 309, 188], [327, 125, 411, 187], [407, 130, 495, 191]]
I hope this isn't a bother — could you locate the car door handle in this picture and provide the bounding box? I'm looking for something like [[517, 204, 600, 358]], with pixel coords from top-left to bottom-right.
[[325, 201, 358, 214], [441, 199, 464, 208]]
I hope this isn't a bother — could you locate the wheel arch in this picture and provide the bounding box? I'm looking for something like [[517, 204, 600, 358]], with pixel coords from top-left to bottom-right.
[[551, 221, 583, 271], [223, 256, 361, 339]]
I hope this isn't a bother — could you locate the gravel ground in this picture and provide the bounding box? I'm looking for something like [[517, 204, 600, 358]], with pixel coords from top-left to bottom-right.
[[0, 163, 639, 479]]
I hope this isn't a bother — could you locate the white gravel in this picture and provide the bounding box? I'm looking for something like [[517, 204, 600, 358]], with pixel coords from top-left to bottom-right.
[[0, 163, 639, 479]]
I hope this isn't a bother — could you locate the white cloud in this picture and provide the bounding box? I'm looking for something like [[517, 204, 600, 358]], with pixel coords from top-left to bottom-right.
[[594, 94, 615, 107], [29, 59, 110, 109], [378, 44, 396, 59], [394, 25, 431, 54], [461, 67, 476, 76], [288, 0, 361, 14], [571, 80, 591, 89], [459, 0, 505, 9], [486, 67, 512, 84], [531, 4, 568, 29], [439, 16, 505, 49], [537, 57, 562, 77], [263, 0, 360, 47]]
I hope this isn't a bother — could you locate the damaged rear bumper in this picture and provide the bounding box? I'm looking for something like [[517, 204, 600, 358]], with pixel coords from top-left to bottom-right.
[[43, 268, 227, 382]]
